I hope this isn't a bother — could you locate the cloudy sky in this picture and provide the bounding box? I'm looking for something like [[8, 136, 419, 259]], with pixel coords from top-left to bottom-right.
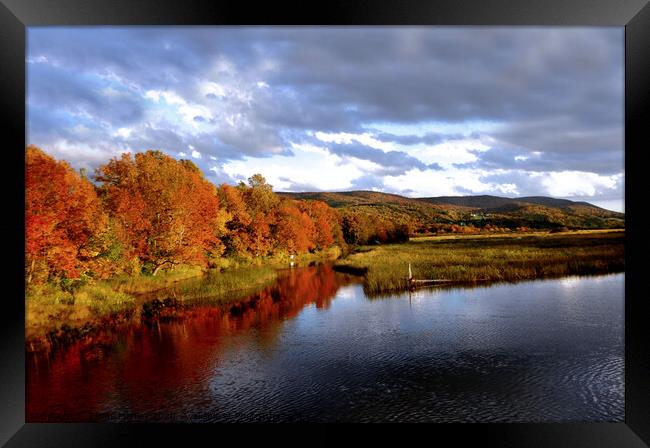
[[27, 27, 624, 212]]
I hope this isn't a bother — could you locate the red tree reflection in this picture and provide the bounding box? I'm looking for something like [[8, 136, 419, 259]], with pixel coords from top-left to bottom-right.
[[27, 265, 355, 421]]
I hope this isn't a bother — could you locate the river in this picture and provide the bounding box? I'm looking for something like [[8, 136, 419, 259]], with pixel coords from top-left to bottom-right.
[[26, 264, 624, 422]]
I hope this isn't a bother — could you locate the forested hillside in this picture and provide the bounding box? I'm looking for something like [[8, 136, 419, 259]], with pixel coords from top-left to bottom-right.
[[279, 191, 625, 234]]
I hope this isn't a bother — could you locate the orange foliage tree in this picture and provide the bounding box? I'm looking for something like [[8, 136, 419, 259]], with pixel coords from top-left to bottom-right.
[[25, 146, 108, 283], [219, 177, 343, 257], [95, 150, 227, 275], [219, 174, 280, 258], [301, 200, 334, 250], [241, 174, 279, 257], [217, 183, 252, 256], [275, 200, 315, 254]]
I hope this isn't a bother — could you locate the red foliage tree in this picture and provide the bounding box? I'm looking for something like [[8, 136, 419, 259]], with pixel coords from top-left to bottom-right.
[[25, 146, 107, 282], [95, 150, 226, 274]]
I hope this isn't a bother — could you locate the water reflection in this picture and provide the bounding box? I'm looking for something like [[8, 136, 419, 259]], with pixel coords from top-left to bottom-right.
[[26, 268, 624, 423], [26, 264, 357, 421]]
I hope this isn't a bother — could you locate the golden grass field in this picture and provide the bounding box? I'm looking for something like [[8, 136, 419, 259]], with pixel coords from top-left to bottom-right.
[[334, 229, 625, 295]]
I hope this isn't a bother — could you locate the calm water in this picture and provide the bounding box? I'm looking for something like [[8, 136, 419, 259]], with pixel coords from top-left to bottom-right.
[[26, 265, 624, 422]]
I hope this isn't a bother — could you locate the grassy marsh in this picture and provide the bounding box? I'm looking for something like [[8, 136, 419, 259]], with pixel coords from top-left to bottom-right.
[[136, 266, 278, 305], [26, 265, 277, 351], [334, 229, 624, 295]]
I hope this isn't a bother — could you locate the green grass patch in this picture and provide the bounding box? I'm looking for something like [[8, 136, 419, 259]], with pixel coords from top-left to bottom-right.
[[26, 262, 289, 350], [211, 246, 343, 271], [139, 265, 279, 305], [26, 282, 136, 344], [107, 265, 205, 294]]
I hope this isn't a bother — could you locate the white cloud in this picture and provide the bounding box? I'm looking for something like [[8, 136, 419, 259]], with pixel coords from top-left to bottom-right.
[[115, 127, 132, 138], [222, 142, 371, 191], [144, 89, 213, 128], [383, 166, 520, 197], [315, 131, 396, 153], [43, 139, 125, 171], [365, 120, 504, 137], [535, 171, 621, 197], [100, 86, 124, 98], [26, 55, 51, 65], [199, 81, 226, 98], [191, 150, 202, 159], [497, 183, 519, 195], [408, 139, 490, 168], [383, 168, 462, 197]]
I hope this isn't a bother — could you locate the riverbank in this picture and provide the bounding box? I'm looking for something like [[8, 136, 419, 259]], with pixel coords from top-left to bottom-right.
[[26, 247, 341, 352], [26, 231, 625, 352], [334, 229, 624, 295]]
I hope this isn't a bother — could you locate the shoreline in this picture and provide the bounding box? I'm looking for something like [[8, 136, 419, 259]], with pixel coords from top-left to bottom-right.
[[333, 229, 624, 295], [25, 251, 338, 354], [26, 229, 624, 354]]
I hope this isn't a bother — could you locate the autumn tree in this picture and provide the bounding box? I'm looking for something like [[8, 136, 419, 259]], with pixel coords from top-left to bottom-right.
[[218, 183, 252, 256], [27, 147, 352, 282], [340, 209, 408, 245], [25, 146, 108, 283], [275, 200, 315, 254], [241, 174, 279, 257], [300, 200, 334, 249], [95, 150, 227, 275], [341, 213, 366, 245], [219, 177, 345, 257], [245, 174, 279, 217]]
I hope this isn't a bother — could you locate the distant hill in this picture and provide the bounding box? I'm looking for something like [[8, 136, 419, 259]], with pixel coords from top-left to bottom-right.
[[280, 190, 426, 208], [420, 194, 608, 211], [419, 194, 517, 210], [278, 191, 624, 232]]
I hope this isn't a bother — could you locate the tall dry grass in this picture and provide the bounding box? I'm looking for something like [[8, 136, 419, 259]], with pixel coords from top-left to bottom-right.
[[334, 230, 624, 294]]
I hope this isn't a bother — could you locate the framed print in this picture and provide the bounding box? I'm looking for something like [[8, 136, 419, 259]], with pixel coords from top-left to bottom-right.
[[1, 0, 649, 446]]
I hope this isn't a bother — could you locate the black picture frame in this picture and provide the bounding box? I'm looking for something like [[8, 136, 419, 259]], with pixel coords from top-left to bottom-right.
[[1, 0, 648, 446]]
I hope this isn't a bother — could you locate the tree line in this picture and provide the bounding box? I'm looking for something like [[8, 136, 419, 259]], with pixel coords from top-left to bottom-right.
[[26, 146, 409, 284]]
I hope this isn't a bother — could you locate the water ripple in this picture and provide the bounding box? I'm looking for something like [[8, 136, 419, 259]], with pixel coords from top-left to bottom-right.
[[27, 270, 624, 423]]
